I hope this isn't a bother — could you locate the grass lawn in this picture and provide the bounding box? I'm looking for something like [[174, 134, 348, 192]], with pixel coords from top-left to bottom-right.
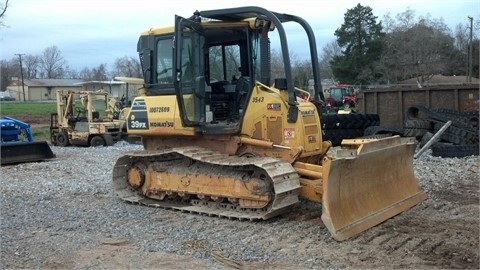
[[0, 101, 57, 115], [0, 101, 57, 141]]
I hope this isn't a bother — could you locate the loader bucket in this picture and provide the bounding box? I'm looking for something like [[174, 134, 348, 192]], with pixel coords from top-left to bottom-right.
[[321, 136, 427, 241], [1, 141, 56, 165]]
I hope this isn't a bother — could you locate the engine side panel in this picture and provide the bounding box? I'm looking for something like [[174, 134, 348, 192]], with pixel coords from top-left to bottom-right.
[[126, 95, 195, 136]]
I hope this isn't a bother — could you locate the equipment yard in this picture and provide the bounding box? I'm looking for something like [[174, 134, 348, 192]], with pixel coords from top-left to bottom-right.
[[1, 142, 478, 269], [0, 5, 478, 267]]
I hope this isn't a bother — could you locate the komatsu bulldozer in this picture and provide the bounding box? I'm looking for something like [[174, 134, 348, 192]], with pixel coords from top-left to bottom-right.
[[113, 6, 426, 241]]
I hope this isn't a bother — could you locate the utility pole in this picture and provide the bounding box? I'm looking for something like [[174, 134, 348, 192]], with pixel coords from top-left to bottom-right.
[[468, 16, 473, 84], [15, 53, 26, 101]]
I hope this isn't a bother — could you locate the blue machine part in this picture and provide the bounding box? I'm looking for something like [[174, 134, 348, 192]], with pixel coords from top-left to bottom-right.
[[0, 117, 34, 143], [1, 116, 55, 165]]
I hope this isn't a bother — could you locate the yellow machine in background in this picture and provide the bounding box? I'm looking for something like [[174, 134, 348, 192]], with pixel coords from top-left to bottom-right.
[[50, 89, 125, 147], [113, 7, 426, 241]]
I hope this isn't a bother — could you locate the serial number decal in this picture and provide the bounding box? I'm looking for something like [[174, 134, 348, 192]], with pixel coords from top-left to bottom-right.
[[150, 121, 174, 128], [284, 128, 295, 139], [252, 97, 264, 103], [267, 103, 281, 111], [301, 109, 315, 116], [149, 106, 170, 113]]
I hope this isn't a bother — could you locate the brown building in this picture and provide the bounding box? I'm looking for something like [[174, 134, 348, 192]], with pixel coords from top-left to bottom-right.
[[6, 79, 84, 101], [5, 79, 141, 102]]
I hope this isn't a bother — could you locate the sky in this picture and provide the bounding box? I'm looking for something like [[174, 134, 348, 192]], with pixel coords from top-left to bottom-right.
[[1, 0, 479, 73]]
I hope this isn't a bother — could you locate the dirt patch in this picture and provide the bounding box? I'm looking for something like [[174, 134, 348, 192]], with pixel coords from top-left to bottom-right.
[[0, 131, 478, 269], [0, 113, 51, 125]]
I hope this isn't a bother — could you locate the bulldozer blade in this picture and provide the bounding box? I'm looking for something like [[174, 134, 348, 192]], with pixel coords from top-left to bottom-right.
[[1, 141, 56, 165], [321, 136, 427, 241]]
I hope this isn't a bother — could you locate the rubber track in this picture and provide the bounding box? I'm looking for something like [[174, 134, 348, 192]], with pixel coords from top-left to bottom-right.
[[112, 146, 301, 220], [431, 144, 479, 158]]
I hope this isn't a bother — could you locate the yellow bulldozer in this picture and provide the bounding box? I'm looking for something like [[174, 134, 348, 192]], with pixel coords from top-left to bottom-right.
[[113, 6, 426, 241]]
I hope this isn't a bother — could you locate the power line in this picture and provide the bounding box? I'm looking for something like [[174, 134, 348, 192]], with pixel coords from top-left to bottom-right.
[[15, 53, 26, 101], [467, 16, 473, 84]]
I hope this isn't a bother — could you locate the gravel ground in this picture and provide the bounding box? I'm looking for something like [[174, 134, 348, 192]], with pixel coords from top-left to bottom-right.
[[1, 142, 478, 269]]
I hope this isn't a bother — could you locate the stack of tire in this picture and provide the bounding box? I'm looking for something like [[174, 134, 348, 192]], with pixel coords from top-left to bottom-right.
[[321, 114, 380, 146], [404, 105, 479, 158]]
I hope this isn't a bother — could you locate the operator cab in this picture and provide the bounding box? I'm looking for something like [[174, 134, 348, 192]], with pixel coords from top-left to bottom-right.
[[138, 17, 258, 134], [137, 7, 324, 134]]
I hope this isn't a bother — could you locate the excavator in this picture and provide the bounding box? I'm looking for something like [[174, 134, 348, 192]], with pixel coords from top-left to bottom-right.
[[113, 6, 426, 241]]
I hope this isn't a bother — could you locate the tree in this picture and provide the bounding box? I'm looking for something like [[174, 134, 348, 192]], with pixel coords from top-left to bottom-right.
[[319, 41, 341, 81], [23, 55, 41, 79], [454, 22, 480, 79], [0, 0, 9, 28], [112, 56, 142, 78], [90, 64, 109, 81], [0, 58, 19, 90], [378, 9, 458, 84], [270, 49, 313, 88], [76, 64, 109, 81], [78, 67, 93, 80], [270, 48, 285, 80], [64, 68, 80, 79], [469, 37, 480, 78], [331, 4, 385, 85], [39, 46, 67, 79], [292, 58, 312, 89]]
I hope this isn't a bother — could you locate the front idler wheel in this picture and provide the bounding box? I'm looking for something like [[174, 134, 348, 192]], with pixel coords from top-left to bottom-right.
[[127, 163, 146, 189]]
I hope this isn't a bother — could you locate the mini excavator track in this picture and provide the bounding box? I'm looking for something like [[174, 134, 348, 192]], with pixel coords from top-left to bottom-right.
[[112, 146, 301, 220]]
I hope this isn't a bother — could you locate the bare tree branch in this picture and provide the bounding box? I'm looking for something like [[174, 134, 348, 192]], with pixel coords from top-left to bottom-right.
[[0, 0, 9, 27], [0, 0, 8, 18]]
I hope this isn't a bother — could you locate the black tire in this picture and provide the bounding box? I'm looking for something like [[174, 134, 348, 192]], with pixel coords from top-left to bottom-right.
[[406, 105, 430, 120], [55, 132, 70, 147], [404, 119, 432, 129], [419, 132, 434, 148], [323, 129, 364, 146], [364, 125, 404, 136], [90, 136, 105, 147], [431, 144, 479, 158], [427, 110, 474, 130], [403, 119, 431, 138], [433, 122, 478, 145], [321, 114, 379, 130]]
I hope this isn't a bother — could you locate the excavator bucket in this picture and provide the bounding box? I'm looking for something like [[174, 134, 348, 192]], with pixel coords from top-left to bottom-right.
[[1, 141, 56, 165], [321, 136, 427, 241]]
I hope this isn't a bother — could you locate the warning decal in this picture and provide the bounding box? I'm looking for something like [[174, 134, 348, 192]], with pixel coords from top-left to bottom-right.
[[284, 128, 295, 139]]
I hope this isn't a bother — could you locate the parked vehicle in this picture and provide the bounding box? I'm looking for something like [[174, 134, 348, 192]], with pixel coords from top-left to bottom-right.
[[325, 84, 358, 113], [0, 91, 15, 101], [50, 90, 126, 147], [1, 116, 55, 165]]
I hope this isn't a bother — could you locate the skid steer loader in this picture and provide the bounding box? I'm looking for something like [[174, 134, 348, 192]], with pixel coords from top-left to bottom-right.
[[50, 89, 125, 147], [112, 6, 426, 241]]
